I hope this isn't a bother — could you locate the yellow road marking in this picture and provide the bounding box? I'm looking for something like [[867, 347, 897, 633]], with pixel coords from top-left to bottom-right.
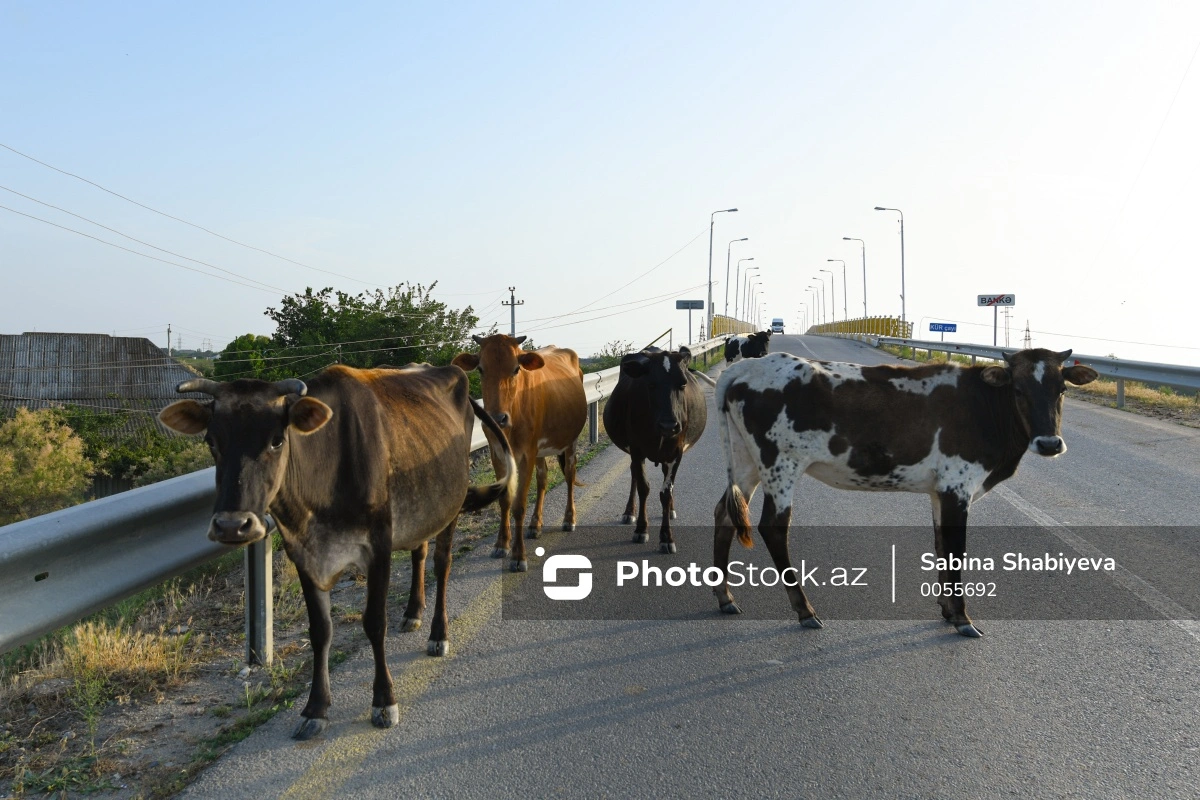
[[280, 451, 631, 799]]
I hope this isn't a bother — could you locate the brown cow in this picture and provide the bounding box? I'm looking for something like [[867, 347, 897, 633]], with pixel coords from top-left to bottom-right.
[[158, 365, 515, 739], [453, 334, 587, 572]]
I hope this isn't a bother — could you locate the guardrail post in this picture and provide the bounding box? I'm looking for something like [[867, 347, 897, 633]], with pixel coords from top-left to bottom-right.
[[588, 401, 599, 444], [245, 536, 273, 666], [1116, 379, 1125, 408]]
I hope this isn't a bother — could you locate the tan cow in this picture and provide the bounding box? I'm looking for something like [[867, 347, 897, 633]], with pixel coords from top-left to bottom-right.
[[453, 334, 587, 571]]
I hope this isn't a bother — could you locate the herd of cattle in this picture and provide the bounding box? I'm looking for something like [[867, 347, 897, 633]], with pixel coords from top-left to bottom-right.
[[159, 330, 1097, 738]]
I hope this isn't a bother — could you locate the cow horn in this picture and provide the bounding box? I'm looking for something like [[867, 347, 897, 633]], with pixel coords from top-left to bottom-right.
[[273, 378, 308, 396], [472, 334, 486, 345], [1002, 351, 1016, 365], [513, 335, 527, 345], [176, 379, 223, 395], [1056, 349, 1073, 361]]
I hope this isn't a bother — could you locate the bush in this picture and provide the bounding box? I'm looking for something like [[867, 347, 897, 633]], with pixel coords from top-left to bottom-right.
[[0, 408, 94, 525]]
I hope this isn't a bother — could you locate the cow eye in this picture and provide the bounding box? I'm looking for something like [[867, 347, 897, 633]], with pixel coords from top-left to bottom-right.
[[270, 435, 285, 450], [512, 366, 520, 376]]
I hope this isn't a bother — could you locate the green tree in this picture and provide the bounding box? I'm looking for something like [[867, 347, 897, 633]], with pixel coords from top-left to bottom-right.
[[0, 408, 94, 524], [213, 333, 275, 381]]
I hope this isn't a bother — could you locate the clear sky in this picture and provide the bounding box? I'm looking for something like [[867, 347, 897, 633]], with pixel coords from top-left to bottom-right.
[[3, 1, 1200, 366]]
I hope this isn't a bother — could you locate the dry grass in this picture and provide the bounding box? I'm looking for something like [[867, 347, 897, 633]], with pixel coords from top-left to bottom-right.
[[1069, 377, 1200, 426]]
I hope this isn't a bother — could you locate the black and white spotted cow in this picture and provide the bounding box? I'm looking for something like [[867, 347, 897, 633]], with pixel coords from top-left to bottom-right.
[[712, 348, 1098, 637], [724, 331, 772, 364]]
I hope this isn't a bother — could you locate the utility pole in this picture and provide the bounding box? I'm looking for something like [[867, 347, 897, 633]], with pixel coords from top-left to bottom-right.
[[167, 323, 172, 357], [502, 287, 524, 336], [1023, 320, 1032, 350]]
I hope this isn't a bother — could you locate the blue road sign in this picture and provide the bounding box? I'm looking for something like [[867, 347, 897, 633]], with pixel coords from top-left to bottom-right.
[[929, 322, 957, 333]]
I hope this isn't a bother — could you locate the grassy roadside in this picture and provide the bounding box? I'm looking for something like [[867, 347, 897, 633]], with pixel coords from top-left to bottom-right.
[[0, 419, 611, 799], [879, 344, 1200, 428]]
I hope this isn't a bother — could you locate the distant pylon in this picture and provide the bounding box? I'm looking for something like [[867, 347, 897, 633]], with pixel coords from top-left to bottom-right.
[[1022, 320, 1032, 350]]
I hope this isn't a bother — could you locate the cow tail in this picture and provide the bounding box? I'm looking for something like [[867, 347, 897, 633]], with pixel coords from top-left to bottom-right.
[[715, 371, 754, 549], [463, 398, 517, 512], [556, 452, 587, 487]]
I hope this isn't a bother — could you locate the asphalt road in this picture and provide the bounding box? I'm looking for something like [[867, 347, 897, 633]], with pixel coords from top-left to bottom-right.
[[186, 335, 1200, 799]]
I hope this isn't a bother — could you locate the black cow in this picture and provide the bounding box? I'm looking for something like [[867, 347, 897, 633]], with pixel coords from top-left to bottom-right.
[[603, 346, 708, 553], [159, 365, 515, 739], [713, 348, 1098, 636], [724, 330, 772, 363]]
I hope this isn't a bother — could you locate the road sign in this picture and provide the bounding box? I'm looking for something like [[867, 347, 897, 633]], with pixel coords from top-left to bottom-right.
[[675, 300, 704, 310], [977, 294, 1015, 307], [929, 323, 957, 332]]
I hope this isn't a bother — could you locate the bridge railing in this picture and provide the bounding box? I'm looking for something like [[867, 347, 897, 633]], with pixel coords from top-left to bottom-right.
[[0, 335, 728, 663], [821, 332, 1200, 407]]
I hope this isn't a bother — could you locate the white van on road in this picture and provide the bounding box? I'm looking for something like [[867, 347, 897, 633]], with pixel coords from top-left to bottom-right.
[[770, 318, 785, 333]]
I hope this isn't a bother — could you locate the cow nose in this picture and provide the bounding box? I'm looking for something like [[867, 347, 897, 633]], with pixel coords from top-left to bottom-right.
[[495, 413, 509, 428], [1032, 436, 1065, 457], [658, 421, 682, 437], [209, 512, 266, 543]]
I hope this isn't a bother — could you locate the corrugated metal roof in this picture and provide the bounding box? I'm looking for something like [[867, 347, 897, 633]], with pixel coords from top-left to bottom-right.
[[0, 333, 201, 433]]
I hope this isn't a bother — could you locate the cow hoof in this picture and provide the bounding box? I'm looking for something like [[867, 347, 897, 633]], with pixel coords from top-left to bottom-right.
[[660, 542, 677, 554], [955, 623, 983, 638], [670, 510, 677, 519], [400, 617, 421, 633], [799, 615, 824, 629], [510, 560, 528, 573], [620, 514, 635, 524], [526, 527, 541, 539], [292, 716, 328, 741], [633, 533, 649, 544], [491, 546, 508, 559], [562, 522, 575, 532], [719, 602, 742, 615], [371, 704, 400, 728], [427, 640, 450, 657]]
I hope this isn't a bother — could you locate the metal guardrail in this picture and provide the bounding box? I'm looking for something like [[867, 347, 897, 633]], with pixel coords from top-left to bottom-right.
[[827, 333, 1200, 407], [0, 336, 728, 661]]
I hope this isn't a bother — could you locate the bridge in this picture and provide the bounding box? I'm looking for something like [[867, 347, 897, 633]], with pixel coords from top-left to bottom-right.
[[3, 333, 1198, 798]]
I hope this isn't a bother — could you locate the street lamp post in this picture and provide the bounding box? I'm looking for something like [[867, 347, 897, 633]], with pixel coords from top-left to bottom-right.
[[807, 287, 821, 325], [811, 275, 828, 326], [707, 208, 738, 336], [842, 237, 867, 317], [743, 269, 759, 321], [873, 207, 905, 327], [734, 257, 755, 323], [827, 259, 847, 321], [725, 237, 748, 317], [819, 268, 835, 324], [747, 279, 761, 323]]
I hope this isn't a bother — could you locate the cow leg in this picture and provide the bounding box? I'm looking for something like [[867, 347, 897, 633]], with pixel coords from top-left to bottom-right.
[[560, 442, 578, 532], [509, 455, 535, 572], [620, 469, 637, 525], [364, 547, 398, 728], [527, 457, 547, 538], [933, 491, 981, 638], [758, 493, 820, 627], [294, 572, 334, 740], [491, 448, 513, 559], [712, 490, 741, 613], [658, 458, 681, 554], [427, 520, 455, 656], [401, 541, 427, 632], [630, 455, 650, 543]]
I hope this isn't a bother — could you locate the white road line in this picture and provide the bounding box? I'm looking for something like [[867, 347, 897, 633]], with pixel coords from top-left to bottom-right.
[[993, 484, 1200, 641]]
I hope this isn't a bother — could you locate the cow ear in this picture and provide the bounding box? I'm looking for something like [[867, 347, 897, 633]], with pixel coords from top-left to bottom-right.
[[159, 400, 211, 435], [452, 353, 480, 372], [289, 397, 333, 434], [1062, 365, 1098, 386], [620, 354, 649, 378], [676, 348, 692, 368], [517, 352, 545, 371], [981, 366, 1011, 387]]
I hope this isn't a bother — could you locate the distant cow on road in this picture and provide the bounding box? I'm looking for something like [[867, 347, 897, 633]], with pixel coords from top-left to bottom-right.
[[713, 349, 1098, 637], [159, 365, 515, 740], [724, 331, 772, 363], [603, 346, 708, 553], [454, 334, 587, 572]]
